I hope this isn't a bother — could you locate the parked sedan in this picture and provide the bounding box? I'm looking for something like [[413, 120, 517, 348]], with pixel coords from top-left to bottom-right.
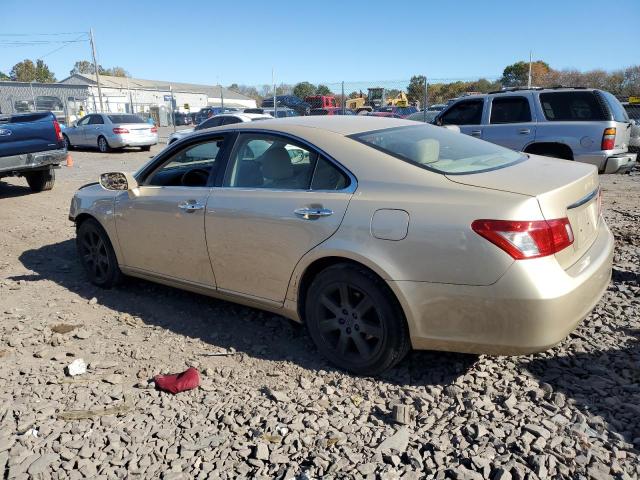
[[63, 113, 158, 152], [167, 113, 272, 144], [70, 116, 613, 375]]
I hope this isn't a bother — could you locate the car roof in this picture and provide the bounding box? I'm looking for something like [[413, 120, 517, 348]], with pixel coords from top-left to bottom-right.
[[202, 115, 418, 136]]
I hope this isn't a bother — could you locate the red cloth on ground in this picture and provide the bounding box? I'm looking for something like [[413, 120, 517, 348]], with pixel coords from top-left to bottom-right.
[[154, 367, 200, 394]]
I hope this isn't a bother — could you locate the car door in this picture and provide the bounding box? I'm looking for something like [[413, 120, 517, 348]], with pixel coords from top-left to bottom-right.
[[439, 99, 486, 138], [113, 135, 230, 286], [86, 114, 105, 146], [68, 115, 90, 145], [481, 94, 536, 150], [205, 131, 354, 304]]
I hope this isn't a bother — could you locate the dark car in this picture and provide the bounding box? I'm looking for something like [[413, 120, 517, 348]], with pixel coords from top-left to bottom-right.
[[195, 107, 238, 124], [173, 112, 192, 126], [374, 106, 419, 118], [262, 95, 311, 116], [310, 107, 356, 116]]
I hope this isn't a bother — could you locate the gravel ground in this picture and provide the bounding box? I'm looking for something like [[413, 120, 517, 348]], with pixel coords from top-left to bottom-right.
[[0, 147, 638, 479]]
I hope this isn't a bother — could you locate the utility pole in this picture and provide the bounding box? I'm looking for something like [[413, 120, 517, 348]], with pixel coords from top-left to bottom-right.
[[89, 28, 104, 112], [527, 51, 533, 89]]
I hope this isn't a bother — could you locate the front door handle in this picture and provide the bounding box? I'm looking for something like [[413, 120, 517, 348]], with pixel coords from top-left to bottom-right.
[[518, 128, 531, 134], [470, 130, 482, 137], [294, 207, 333, 219], [178, 201, 205, 213]]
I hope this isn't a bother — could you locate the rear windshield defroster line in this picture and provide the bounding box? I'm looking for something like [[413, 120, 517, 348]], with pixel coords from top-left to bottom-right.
[[349, 125, 526, 175]]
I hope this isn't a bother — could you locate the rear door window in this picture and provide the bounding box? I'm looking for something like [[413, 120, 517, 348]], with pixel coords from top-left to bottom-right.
[[490, 96, 532, 124], [539, 92, 607, 121], [440, 99, 484, 125], [88, 115, 104, 125]]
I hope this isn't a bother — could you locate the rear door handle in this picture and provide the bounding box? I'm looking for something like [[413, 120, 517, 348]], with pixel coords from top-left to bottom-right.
[[294, 207, 333, 219], [178, 201, 205, 213], [470, 130, 482, 137], [518, 128, 531, 134]]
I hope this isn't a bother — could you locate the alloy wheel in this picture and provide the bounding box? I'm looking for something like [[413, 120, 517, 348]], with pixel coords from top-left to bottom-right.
[[316, 282, 384, 362], [98, 137, 108, 152], [79, 230, 110, 283]]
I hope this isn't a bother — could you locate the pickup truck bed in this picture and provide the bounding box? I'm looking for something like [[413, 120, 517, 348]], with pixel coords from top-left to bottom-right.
[[0, 112, 66, 192]]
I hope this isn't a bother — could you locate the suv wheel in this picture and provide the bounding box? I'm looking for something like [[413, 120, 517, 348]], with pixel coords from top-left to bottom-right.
[[25, 168, 55, 192], [305, 264, 410, 375]]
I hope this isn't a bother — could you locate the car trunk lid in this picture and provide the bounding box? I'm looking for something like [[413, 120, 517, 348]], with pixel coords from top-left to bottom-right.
[[446, 154, 600, 269], [117, 123, 155, 136]]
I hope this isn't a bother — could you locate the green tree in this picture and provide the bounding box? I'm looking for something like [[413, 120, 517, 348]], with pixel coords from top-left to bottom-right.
[[70, 60, 99, 75], [406, 75, 426, 105], [501, 60, 550, 87], [103, 66, 129, 77], [293, 81, 316, 99], [10, 59, 56, 83], [0, 71, 9, 80], [315, 84, 331, 95]]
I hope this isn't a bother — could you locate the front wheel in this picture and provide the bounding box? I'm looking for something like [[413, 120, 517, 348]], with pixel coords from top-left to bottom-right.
[[76, 219, 122, 288], [305, 264, 410, 375], [25, 168, 55, 192], [97, 136, 111, 153]]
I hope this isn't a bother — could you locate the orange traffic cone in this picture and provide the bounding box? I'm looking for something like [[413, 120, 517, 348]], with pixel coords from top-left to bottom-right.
[[66, 153, 73, 167]]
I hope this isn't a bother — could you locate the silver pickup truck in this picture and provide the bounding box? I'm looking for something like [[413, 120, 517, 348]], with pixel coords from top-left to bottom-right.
[[0, 112, 67, 192], [435, 87, 637, 174]]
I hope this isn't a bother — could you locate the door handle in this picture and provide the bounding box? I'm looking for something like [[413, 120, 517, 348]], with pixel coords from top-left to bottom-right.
[[518, 128, 531, 134], [178, 201, 205, 213], [470, 130, 482, 137], [294, 207, 333, 219]]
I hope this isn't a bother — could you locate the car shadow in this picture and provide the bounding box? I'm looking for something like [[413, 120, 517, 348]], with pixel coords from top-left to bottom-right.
[[16, 239, 476, 389], [68, 147, 133, 155], [0, 180, 33, 198], [524, 328, 640, 445]]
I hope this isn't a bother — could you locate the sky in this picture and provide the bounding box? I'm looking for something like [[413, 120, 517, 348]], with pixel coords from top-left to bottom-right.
[[1, 0, 638, 87]]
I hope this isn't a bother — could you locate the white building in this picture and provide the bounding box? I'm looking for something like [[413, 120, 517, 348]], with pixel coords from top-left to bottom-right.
[[59, 74, 256, 117]]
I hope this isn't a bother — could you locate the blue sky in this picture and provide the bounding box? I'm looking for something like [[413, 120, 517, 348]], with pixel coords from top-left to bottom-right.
[[1, 0, 638, 86]]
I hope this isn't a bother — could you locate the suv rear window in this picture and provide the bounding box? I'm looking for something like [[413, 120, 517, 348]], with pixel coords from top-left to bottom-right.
[[351, 125, 524, 174], [601, 91, 629, 122], [539, 92, 607, 121]]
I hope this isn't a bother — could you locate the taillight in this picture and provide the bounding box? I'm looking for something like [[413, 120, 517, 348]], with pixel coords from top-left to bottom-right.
[[113, 127, 129, 134], [53, 119, 63, 142], [150, 126, 157, 133], [601, 127, 616, 150], [472, 218, 574, 260]]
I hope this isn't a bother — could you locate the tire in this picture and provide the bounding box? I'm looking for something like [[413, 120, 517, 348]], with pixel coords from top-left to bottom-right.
[[97, 136, 111, 153], [25, 168, 55, 192], [62, 134, 73, 150], [140, 145, 151, 151], [305, 264, 410, 375], [76, 218, 122, 288]]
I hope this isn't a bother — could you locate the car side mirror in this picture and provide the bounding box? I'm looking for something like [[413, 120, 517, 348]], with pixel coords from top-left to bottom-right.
[[99, 171, 139, 192]]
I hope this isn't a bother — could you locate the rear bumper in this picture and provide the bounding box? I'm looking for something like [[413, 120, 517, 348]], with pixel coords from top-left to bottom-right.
[[0, 148, 66, 176], [107, 133, 158, 148], [392, 220, 614, 355], [574, 151, 636, 173]]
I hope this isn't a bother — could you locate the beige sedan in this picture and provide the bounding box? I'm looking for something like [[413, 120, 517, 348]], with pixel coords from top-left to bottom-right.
[[69, 116, 613, 375]]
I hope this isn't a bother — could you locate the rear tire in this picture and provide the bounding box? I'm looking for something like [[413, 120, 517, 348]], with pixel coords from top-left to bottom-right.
[[76, 218, 122, 288], [25, 168, 55, 192], [305, 264, 410, 375], [97, 136, 111, 153], [62, 134, 73, 150]]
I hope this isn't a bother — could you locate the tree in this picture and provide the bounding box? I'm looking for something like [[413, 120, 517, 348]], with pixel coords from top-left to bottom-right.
[[501, 60, 550, 87], [70, 60, 129, 77], [10, 59, 56, 83], [104, 66, 129, 77], [406, 75, 426, 105], [293, 81, 316, 99], [0, 71, 9, 80], [315, 84, 331, 95]]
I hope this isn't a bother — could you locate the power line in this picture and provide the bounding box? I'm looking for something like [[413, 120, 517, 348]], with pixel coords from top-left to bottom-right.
[[0, 32, 88, 36]]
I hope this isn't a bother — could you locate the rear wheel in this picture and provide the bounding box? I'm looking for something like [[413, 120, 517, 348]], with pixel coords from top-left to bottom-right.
[[97, 136, 111, 153], [76, 219, 122, 288], [25, 168, 55, 192], [62, 134, 73, 150], [305, 264, 410, 375]]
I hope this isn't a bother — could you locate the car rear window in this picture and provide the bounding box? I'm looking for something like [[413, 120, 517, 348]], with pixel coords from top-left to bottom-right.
[[108, 114, 145, 124], [600, 91, 629, 122], [539, 92, 607, 121], [351, 125, 524, 174]]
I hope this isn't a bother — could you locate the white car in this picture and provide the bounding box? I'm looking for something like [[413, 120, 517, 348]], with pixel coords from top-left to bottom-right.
[[168, 113, 272, 144]]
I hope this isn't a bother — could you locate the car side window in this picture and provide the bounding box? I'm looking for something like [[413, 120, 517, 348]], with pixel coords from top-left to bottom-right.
[[441, 100, 484, 125], [88, 115, 104, 125], [145, 139, 225, 187], [77, 116, 90, 126], [311, 156, 350, 190], [490, 96, 532, 124], [224, 133, 317, 190], [197, 117, 223, 130]]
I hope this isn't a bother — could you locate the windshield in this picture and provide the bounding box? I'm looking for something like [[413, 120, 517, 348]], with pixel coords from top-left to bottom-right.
[[108, 114, 145, 124], [351, 125, 525, 174]]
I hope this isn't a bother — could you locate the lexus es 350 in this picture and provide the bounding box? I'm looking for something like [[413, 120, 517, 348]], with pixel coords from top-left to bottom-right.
[[69, 116, 613, 375]]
